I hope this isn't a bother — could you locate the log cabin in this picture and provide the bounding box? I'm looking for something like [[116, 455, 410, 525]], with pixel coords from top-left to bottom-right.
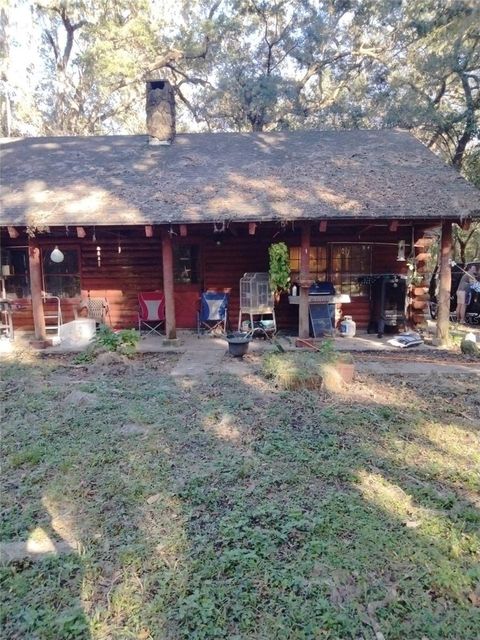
[[1, 80, 479, 345]]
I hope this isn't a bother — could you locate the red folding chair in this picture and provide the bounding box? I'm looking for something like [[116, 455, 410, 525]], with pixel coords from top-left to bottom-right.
[[138, 291, 165, 336]]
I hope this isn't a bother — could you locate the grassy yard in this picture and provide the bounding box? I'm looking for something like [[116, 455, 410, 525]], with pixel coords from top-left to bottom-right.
[[1, 351, 479, 639]]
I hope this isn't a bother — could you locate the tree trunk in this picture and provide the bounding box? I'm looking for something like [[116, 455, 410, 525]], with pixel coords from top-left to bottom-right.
[[4, 90, 11, 136], [452, 73, 476, 169]]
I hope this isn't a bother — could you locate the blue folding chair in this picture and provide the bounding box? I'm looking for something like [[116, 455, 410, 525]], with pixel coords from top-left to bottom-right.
[[197, 291, 229, 335]]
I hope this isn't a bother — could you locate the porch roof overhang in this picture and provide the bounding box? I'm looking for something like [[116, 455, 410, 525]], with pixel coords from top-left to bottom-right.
[[1, 129, 479, 228]]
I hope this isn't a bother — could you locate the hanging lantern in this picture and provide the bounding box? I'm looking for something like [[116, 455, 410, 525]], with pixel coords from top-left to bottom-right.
[[396, 240, 406, 262], [50, 246, 64, 263], [96, 246, 102, 267]]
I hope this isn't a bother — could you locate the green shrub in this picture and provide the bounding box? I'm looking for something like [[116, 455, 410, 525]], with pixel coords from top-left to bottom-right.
[[93, 325, 120, 351], [72, 350, 95, 365], [268, 242, 291, 295], [117, 328, 141, 353], [92, 326, 140, 354]]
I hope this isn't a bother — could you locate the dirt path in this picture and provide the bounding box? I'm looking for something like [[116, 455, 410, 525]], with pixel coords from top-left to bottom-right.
[[170, 341, 226, 376]]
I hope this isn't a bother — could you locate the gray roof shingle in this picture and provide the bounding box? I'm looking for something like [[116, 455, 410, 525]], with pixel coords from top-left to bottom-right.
[[1, 129, 478, 226]]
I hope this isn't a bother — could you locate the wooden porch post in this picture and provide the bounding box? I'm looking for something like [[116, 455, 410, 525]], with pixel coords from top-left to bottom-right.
[[299, 222, 311, 339], [436, 220, 452, 345], [161, 228, 177, 340], [28, 242, 47, 341]]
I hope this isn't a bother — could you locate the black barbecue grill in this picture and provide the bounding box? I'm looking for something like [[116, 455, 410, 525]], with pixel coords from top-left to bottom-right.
[[360, 274, 407, 338]]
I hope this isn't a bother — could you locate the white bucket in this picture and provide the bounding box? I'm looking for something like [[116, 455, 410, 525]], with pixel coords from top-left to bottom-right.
[[340, 315, 356, 338]]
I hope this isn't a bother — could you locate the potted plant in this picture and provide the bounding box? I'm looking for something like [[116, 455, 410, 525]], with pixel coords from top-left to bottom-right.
[[333, 352, 355, 383], [268, 242, 291, 301]]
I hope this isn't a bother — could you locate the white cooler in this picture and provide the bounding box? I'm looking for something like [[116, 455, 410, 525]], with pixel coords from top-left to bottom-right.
[[58, 319, 96, 347]]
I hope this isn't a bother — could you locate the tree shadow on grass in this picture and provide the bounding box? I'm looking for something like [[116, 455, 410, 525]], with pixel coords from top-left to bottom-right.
[[154, 368, 479, 639], [1, 354, 183, 638], [1, 359, 91, 639], [1, 353, 479, 639]]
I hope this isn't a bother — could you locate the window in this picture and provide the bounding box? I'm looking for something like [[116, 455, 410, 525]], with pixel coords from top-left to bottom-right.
[[1, 248, 30, 298], [331, 244, 372, 296], [289, 246, 327, 281], [173, 245, 199, 284], [42, 248, 81, 298]]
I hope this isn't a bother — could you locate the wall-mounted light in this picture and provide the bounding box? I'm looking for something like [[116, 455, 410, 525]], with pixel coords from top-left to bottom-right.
[[396, 240, 406, 262], [50, 246, 64, 263]]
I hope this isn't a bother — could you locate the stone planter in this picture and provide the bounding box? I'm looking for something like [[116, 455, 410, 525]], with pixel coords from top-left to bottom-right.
[[335, 362, 355, 384], [321, 361, 355, 392], [225, 332, 251, 357]]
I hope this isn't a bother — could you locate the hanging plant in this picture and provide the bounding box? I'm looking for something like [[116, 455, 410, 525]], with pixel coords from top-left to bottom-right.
[[269, 242, 291, 297]]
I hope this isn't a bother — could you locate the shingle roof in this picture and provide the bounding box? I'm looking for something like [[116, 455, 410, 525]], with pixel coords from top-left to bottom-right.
[[1, 129, 478, 227]]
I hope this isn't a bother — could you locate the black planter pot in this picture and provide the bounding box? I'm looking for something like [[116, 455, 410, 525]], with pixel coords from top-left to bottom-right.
[[225, 332, 251, 357]]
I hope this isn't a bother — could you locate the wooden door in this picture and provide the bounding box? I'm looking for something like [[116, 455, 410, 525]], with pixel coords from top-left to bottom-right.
[[173, 244, 201, 328]]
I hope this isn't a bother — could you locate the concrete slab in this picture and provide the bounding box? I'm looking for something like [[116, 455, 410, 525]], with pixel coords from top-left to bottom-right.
[[332, 334, 431, 352], [170, 337, 226, 377], [6, 326, 479, 358], [357, 361, 480, 375]]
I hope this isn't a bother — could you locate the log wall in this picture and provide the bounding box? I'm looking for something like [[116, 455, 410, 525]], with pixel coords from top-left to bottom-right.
[[1, 221, 437, 333]]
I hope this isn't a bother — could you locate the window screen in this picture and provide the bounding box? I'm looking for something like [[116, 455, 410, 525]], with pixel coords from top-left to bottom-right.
[[1, 248, 30, 298], [289, 246, 327, 281], [330, 244, 372, 296], [42, 248, 81, 298], [173, 245, 199, 284]]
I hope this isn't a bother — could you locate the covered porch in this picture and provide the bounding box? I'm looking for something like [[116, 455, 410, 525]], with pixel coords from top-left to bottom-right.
[[1, 217, 457, 347]]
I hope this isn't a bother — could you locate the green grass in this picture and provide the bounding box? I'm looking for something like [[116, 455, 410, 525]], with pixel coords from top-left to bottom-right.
[[263, 351, 327, 389], [1, 351, 479, 639], [262, 348, 353, 390]]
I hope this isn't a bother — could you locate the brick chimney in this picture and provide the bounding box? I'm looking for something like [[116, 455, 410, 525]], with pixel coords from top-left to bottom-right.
[[146, 80, 175, 145]]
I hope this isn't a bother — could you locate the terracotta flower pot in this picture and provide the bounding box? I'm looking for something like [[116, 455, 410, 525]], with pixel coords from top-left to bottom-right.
[[335, 362, 355, 384]]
